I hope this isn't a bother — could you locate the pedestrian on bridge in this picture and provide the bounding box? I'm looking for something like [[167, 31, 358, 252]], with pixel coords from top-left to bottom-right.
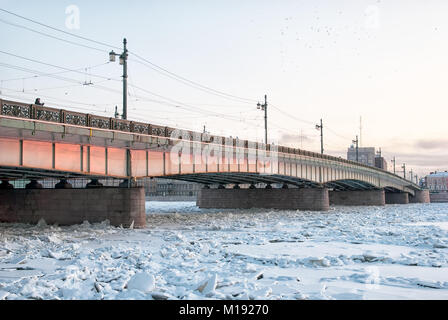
[[34, 98, 44, 106]]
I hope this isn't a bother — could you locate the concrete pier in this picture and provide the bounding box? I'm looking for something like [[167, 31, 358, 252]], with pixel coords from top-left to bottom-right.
[[0, 187, 146, 228], [409, 190, 431, 203], [329, 189, 385, 206], [385, 192, 409, 204], [429, 192, 448, 203], [197, 187, 330, 211]]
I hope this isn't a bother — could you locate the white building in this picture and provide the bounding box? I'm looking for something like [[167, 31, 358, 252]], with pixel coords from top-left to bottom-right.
[[425, 171, 448, 191]]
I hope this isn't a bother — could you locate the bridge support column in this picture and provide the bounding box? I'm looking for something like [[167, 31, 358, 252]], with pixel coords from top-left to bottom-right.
[[86, 179, 104, 188], [55, 179, 72, 189], [0, 180, 13, 189], [385, 192, 409, 204], [25, 180, 43, 189], [197, 187, 329, 211], [409, 190, 430, 203], [329, 189, 385, 206], [0, 188, 145, 228]]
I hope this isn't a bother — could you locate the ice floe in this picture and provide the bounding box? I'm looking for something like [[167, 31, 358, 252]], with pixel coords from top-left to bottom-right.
[[0, 202, 447, 299]]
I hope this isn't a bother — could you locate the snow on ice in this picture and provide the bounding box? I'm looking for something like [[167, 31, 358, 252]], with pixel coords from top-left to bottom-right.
[[0, 202, 447, 300]]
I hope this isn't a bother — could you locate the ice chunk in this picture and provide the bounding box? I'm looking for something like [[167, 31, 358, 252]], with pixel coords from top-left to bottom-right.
[[200, 244, 210, 256], [126, 272, 155, 293], [151, 291, 170, 300], [251, 287, 272, 299], [45, 235, 62, 244], [36, 219, 47, 228], [80, 221, 91, 228], [197, 273, 217, 295], [0, 290, 9, 300], [8, 255, 27, 264]]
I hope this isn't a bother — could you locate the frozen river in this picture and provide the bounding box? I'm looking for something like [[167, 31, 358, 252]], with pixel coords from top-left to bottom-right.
[[0, 202, 447, 300]]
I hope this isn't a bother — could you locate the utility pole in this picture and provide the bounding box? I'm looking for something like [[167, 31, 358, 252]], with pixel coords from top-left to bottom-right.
[[315, 119, 324, 154], [352, 135, 359, 162], [402, 163, 406, 180], [122, 39, 128, 120], [257, 95, 268, 145], [109, 38, 128, 120], [378, 148, 382, 157], [391, 157, 396, 174], [359, 116, 362, 147]]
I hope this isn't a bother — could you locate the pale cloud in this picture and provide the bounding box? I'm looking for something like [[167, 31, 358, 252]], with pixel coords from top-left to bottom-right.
[[414, 139, 448, 150], [279, 133, 313, 147]]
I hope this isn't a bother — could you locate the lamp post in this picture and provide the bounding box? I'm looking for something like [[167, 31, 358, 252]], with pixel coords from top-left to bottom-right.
[[391, 156, 396, 174], [109, 38, 128, 120], [257, 95, 268, 145], [402, 163, 406, 180], [315, 119, 324, 154], [352, 135, 359, 162]]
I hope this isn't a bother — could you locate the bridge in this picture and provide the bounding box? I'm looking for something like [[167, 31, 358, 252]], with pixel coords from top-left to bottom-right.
[[0, 98, 430, 228]]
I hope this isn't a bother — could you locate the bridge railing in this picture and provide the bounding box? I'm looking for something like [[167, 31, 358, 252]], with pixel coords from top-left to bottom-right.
[[0, 98, 417, 187]]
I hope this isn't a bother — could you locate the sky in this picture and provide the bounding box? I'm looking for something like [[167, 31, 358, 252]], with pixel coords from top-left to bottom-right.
[[0, 0, 447, 177]]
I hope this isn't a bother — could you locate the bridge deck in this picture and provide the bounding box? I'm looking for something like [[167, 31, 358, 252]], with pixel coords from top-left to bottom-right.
[[0, 99, 421, 194]]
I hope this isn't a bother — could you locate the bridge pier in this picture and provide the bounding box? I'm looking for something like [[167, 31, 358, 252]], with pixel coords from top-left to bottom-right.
[[385, 192, 409, 204], [409, 190, 430, 203], [25, 180, 43, 189], [86, 179, 104, 188], [0, 180, 13, 190], [0, 187, 146, 228], [329, 189, 385, 206], [55, 179, 73, 189], [197, 187, 329, 211]]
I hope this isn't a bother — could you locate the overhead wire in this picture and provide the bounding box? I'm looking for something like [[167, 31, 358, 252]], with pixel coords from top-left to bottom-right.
[[0, 8, 121, 50], [0, 8, 259, 105], [0, 7, 350, 149], [0, 18, 108, 53]]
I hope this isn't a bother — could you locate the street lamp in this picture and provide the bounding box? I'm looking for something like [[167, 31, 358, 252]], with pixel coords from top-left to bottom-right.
[[109, 38, 128, 120], [391, 156, 396, 174], [315, 119, 323, 154], [352, 135, 359, 162], [256, 95, 268, 145], [402, 163, 406, 180]]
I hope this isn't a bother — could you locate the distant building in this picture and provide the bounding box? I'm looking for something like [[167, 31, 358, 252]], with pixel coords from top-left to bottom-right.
[[425, 171, 448, 192], [142, 178, 201, 200], [375, 156, 388, 171], [347, 146, 376, 167]]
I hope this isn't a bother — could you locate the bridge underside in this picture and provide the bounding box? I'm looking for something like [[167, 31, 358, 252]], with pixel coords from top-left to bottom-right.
[[165, 172, 321, 188], [0, 163, 417, 197], [165, 173, 385, 191]]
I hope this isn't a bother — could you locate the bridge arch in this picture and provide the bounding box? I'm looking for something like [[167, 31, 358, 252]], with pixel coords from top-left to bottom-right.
[[325, 179, 379, 191], [164, 172, 321, 188]]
